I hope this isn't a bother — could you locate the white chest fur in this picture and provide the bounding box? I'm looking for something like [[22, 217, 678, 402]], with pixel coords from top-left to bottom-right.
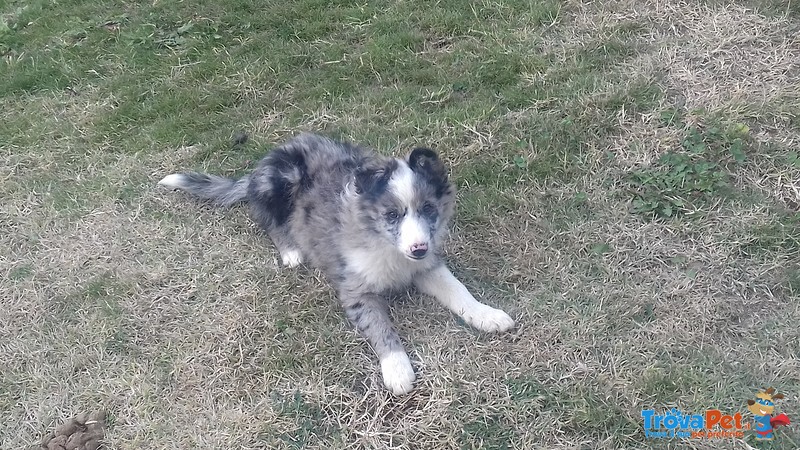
[[343, 245, 436, 292]]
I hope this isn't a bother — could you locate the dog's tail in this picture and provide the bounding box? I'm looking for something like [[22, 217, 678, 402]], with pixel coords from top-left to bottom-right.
[[158, 172, 249, 207]]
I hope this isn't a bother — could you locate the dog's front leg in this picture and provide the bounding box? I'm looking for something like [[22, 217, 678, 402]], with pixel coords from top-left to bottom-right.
[[339, 290, 415, 395], [415, 265, 515, 332]]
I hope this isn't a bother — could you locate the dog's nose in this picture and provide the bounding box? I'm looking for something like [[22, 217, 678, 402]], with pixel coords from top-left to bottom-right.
[[410, 243, 428, 258]]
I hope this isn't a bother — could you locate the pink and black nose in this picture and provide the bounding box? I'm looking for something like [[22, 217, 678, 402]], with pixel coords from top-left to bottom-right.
[[410, 243, 428, 259]]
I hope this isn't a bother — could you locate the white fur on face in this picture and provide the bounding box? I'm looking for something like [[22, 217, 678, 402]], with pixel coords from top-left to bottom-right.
[[388, 161, 416, 205], [389, 161, 430, 257], [398, 214, 429, 256]]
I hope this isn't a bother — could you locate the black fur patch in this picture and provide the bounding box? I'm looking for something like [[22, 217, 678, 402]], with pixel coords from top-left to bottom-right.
[[355, 158, 397, 199], [272, 147, 312, 191], [263, 175, 293, 225], [408, 147, 449, 197], [250, 147, 310, 226]]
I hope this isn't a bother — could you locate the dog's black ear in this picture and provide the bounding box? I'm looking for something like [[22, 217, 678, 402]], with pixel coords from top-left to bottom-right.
[[355, 158, 396, 197], [408, 147, 447, 181], [408, 147, 449, 197]]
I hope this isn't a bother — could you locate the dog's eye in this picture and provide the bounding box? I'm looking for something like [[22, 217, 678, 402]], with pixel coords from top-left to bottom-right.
[[422, 202, 437, 216], [385, 210, 400, 222]]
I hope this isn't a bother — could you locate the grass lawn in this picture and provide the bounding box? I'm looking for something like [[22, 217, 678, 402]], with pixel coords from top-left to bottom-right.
[[2, 0, 799, 448]]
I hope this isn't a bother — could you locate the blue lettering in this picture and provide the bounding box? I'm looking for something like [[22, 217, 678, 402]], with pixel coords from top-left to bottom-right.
[[645, 430, 669, 438], [664, 414, 679, 429], [643, 409, 705, 434], [676, 411, 696, 429], [641, 410, 655, 429]]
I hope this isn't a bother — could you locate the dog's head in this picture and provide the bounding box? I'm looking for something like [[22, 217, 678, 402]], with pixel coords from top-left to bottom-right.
[[747, 388, 784, 417], [354, 147, 455, 260]]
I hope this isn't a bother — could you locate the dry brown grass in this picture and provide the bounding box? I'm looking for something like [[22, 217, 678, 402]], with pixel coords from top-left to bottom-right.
[[2, 0, 799, 449]]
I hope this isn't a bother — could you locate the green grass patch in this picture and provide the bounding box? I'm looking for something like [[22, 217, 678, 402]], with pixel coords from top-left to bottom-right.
[[639, 365, 702, 404], [599, 79, 664, 115], [507, 376, 551, 405], [741, 213, 800, 256], [8, 264, 33, 281], [270, 390, 341, 449], [736, 0, 800, 17], [783, 267, 800, 295], [539, 191, 594, 232], [563, 384, 639, 446], [460, 414, 516, 450], [627, 119, 751, 219], [456, 168, 523, 225], [629, 150, 731, 218], [46, 273, 131, 325]]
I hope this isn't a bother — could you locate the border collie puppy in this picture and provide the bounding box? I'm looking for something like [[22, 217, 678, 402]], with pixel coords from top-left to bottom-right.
[[159, 133, 515, 394]]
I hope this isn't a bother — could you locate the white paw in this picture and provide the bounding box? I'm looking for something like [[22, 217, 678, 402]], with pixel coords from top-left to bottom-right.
[[280, 249, 303, 268], [380, 351, 415, 395], [463, 305, 515, 333]]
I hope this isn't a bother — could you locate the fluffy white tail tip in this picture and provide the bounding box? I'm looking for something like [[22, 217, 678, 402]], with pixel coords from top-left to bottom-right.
[[158, 174, 185, 188]]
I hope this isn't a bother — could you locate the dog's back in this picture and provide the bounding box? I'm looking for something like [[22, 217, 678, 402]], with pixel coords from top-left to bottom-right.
[[247, 133, 363, 231]]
